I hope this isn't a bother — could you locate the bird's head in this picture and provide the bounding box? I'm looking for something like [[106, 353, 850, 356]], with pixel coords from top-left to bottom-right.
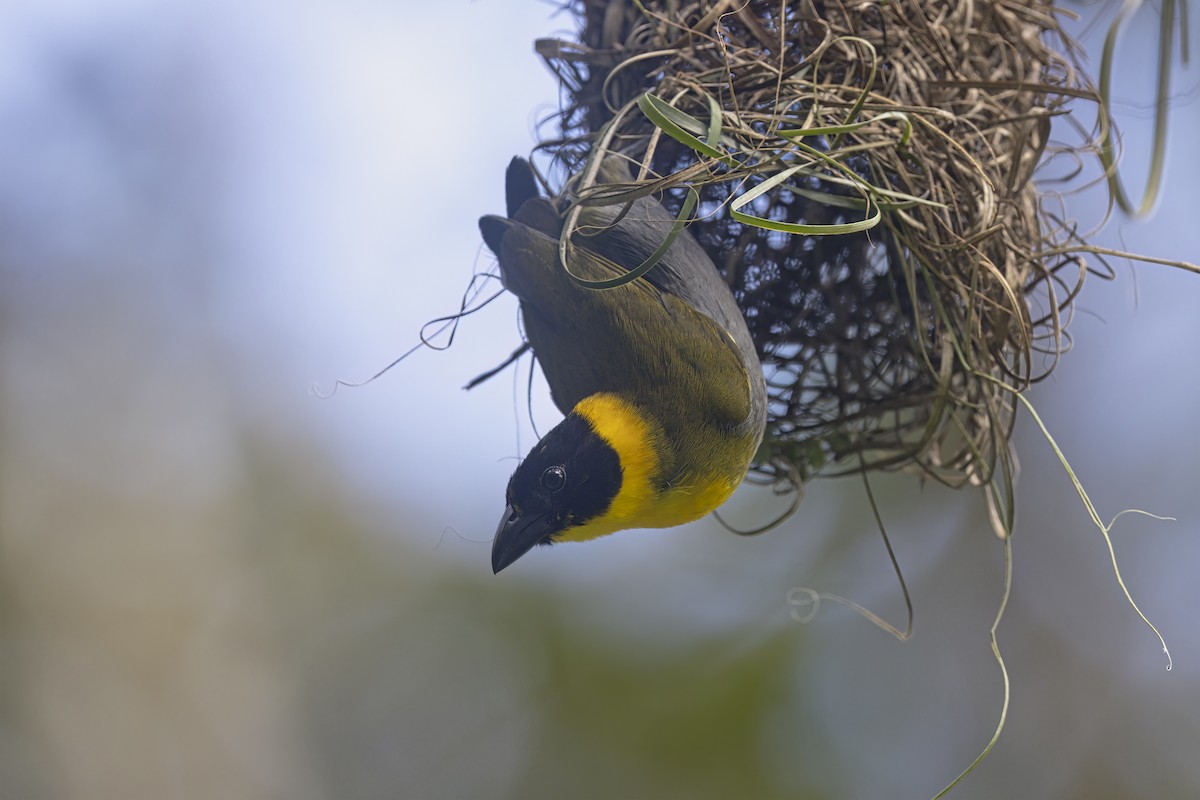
[[492, 406, 621, 573], [492, 392, 748, 573], [492, 393, 667, 573]]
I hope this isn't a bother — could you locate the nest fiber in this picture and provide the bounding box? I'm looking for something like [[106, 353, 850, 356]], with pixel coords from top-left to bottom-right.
[[534, 0, 1095, 531]]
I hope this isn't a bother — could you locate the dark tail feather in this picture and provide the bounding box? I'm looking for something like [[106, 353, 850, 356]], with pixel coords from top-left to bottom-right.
[[505, 157, 540, 218], [479, 215, 510, 255]]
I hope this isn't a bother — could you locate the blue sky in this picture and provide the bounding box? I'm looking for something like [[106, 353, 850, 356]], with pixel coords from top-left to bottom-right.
[[2, 0, 1196, 621]]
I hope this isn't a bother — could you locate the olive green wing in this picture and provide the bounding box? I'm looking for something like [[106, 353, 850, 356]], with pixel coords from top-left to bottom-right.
[[480, 157, 762, 443], [480, 213, 752, 428], [573, 160, 761, 377]]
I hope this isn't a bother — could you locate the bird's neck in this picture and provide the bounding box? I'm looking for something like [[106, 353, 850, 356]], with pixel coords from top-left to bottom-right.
[[560, 393, 741, 542]]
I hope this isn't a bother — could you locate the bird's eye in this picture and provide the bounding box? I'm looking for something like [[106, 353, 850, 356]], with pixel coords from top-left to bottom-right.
[[540, 465, 567, 494]]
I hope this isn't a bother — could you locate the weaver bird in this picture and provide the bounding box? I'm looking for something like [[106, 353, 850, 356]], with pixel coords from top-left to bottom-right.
[[479, 157, 766, 572]]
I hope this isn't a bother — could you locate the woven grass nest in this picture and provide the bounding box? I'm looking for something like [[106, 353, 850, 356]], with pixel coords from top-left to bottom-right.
[[528, 0, 1106, 534]]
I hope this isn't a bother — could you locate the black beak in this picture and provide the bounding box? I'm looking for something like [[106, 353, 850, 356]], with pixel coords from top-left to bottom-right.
[[492, 505, 554, 573]]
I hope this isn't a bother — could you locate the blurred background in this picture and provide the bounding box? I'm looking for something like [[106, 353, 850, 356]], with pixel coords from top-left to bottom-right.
[[0, 2, 1196, 798]]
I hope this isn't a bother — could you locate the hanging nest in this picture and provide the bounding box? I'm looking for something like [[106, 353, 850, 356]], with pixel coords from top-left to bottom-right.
[[531, 0, 1102, 534]]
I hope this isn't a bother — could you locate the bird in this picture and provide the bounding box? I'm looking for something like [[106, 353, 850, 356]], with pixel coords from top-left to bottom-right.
[[479, 156, 767, 573]]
